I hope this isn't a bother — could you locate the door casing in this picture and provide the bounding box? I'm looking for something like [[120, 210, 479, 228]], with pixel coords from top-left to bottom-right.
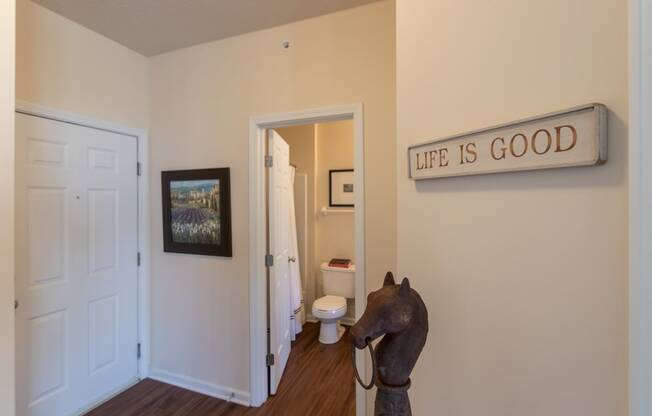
[[629, 0, 652, 414], [249, 104, 366, 416]]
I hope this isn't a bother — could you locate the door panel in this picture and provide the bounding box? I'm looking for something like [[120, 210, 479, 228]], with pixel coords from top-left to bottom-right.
[[27, 309, 67, 406], [15, 113, 139, 416], [88, 295, 118, 374], [27, 188, 67, 286], [268, 130, 292, 395], [88, 189, 118, 273]]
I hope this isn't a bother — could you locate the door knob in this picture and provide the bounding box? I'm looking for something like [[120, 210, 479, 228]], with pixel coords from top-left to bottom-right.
[[288, 256, 296, 263]]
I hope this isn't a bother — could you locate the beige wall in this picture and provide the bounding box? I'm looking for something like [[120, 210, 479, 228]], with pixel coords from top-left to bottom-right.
[[275, 124, 317, 316], [149, 0, 396, 396], [397, 0, 627, 415], [315, 121, 355, 317], [1, 0, 15, 414], [16, 0, 149, 129]]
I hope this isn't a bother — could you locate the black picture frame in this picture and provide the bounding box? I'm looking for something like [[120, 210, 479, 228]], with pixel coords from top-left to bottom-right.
[[161, 168, 232, 257], [329, 169, 355, 207]]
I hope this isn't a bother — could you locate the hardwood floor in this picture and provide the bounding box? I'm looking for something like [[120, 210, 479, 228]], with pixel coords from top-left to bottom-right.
[[86, 323, 355, 416]]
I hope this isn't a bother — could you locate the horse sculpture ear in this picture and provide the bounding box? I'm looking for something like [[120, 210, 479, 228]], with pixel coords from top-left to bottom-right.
[[383, 272, 396, 286], [399, 278, 411, 297]]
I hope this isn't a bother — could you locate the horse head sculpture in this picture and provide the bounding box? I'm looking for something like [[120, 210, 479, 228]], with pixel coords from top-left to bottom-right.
[[350, 272, 428, 415]]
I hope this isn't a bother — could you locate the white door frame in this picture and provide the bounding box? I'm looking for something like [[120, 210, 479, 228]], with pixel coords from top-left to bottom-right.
[[629, 0, 652, 414], [249, 104, 366, 415], [14, 101, 151, 382]]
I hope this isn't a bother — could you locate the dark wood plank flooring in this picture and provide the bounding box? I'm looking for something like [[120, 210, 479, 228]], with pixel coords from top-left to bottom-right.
[[86, 323, 355, 416]]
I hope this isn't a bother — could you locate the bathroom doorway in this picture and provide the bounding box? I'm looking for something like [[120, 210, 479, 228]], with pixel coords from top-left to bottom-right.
[[249, 105, 366, 415]]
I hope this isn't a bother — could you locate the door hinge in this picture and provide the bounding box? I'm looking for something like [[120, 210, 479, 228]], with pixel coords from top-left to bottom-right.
[[137, 162, 142, 176], [137, 343, 141, 360], [265, 254, 274, 267], [137, 252, 141, 266], [266, 353, 275, 367], [265, 155, 273, 168]]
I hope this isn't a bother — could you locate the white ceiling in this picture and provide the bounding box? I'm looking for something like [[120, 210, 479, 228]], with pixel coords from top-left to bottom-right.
[[32, 0, 382, 56]]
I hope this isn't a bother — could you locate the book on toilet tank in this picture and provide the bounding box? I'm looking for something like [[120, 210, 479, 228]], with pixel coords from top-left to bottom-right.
[[329, 258, 351, 268]]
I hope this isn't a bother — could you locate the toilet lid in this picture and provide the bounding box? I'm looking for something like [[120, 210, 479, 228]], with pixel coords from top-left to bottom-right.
[[313, 295, 346, 312]]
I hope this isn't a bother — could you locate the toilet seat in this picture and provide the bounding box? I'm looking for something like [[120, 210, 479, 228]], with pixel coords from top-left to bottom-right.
[[312, 295, 347, 319]]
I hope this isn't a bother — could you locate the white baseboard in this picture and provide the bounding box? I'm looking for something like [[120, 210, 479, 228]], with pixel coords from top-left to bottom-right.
[[306, 314, 355, 326], [149, 368, 251, 407]]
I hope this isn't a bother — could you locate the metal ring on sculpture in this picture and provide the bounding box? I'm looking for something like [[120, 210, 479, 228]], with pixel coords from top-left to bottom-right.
[[352, 338, 376, 390]]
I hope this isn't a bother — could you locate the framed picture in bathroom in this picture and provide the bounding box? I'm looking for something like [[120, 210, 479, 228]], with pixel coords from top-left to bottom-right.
[[161, 168, 232, 257], [329, 169, 354, 207]]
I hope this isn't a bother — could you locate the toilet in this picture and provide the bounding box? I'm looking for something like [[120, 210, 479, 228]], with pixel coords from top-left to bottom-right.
[[312, 262, 355, 344]]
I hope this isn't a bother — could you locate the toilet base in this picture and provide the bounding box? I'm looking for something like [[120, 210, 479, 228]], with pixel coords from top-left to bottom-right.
[[318, 319, 345, 344]]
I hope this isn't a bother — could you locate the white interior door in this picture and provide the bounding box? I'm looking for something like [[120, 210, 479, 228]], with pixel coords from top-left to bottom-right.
[[268, 130, 292, 395], [15, 113, 139, 416]]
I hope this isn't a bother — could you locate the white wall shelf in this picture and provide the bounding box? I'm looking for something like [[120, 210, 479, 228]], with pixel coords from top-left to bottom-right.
[[321, 206, 354, 216]]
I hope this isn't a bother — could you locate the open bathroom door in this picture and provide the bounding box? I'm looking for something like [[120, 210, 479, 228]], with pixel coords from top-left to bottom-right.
[[267, 130, 292, 395]]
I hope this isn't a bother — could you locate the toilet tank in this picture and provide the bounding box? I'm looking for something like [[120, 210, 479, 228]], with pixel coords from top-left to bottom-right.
[[321, 263, 355, 298]]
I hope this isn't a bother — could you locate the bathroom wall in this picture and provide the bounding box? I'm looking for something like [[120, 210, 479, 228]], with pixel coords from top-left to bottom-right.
[[314, 120, 355, 319], [396, 0, 627, 414]]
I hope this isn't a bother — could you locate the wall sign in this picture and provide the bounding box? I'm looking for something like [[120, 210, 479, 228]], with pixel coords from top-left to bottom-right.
[[408, 104, 607, 180]]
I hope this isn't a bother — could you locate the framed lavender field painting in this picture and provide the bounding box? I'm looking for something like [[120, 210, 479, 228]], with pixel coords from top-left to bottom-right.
[[161, 168, 232, 257]]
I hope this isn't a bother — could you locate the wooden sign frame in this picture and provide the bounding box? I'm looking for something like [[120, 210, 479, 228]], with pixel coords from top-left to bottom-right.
[[407, 103, 608, 180]]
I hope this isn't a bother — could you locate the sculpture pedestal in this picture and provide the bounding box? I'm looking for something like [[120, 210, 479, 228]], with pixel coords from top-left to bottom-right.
[[374, 379, 412, 416]]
